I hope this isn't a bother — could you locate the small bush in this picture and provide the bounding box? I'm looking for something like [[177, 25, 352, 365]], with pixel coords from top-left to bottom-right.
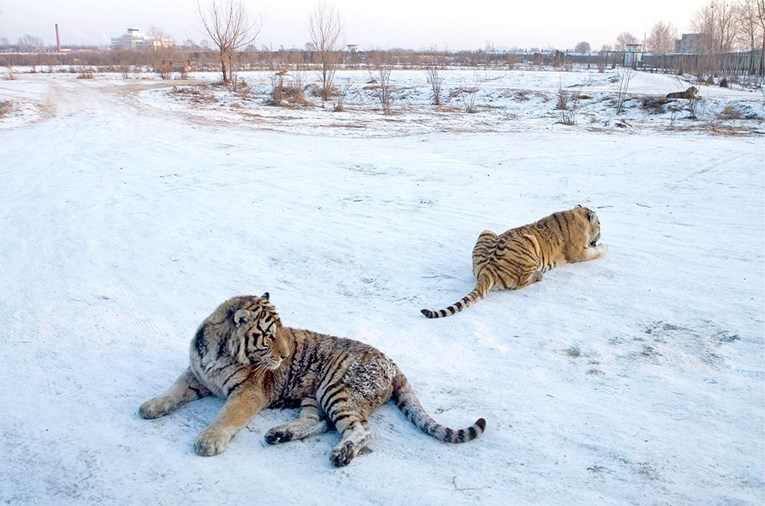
[[0, 100, 12, 118], [77, 68, 95, 79], [641, 96, 670, 114], [270, 73, 308, 106], [449, 87, 480, 113], [718, 104, 742, 120]]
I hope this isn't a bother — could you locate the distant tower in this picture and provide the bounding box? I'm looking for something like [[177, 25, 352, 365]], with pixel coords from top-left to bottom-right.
[[55, 24, 62, 52]]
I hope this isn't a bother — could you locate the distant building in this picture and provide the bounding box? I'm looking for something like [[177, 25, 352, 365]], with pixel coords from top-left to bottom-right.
[[674, 33, 705, 54], [110, 28, 173, 50], [346, 44, 358, 53], [623, 43, 643, 68]]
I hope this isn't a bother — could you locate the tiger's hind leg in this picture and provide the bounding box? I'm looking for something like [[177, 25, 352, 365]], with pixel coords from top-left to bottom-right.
[[328, 415, 373, 467], [513, 268, 543, 289], [139, 368, 211, 419], [265, 397, 330, 444]]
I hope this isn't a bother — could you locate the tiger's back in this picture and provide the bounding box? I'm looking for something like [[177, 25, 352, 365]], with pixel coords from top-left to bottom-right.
[[421, 205, 607, 318]]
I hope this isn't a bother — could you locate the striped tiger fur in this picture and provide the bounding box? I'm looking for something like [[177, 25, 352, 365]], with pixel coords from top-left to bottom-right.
[[421, 205, 607, 318], [139, 293, 486, 467]]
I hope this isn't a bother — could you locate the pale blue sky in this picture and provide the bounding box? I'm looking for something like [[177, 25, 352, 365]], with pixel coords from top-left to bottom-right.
[[2, 0, 709, 50]]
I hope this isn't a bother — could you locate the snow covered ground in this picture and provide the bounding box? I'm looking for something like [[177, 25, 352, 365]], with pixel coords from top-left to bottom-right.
[[0, 70, 763, 505]]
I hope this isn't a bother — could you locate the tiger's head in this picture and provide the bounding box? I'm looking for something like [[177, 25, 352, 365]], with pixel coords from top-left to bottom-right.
[[228, 293, 290, 369], [574, 205, 601, 247]]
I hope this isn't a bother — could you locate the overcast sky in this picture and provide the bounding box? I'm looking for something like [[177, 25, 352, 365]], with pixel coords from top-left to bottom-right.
[[1, 0, 708, 50]]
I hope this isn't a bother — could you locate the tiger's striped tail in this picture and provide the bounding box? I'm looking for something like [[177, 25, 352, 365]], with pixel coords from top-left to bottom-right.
[[392, 370, 486, 443], [420, 272, 494, 319]]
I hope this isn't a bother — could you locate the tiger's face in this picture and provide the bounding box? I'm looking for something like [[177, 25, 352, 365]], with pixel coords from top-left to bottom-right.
[[576, 206, 601, 247], [230, 294, 291, 369]]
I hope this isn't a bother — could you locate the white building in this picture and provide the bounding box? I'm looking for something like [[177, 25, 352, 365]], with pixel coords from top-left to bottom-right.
[[623, 43, 644, 68], [110, 28, 173, 50]]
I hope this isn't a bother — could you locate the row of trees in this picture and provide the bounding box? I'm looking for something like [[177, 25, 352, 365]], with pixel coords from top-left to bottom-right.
[[690, 0, 764, 57], [197, 0, 342, 98], [198, 0, 765, 92], [566, 0, 764, 59], [3, 0, 764, 81]]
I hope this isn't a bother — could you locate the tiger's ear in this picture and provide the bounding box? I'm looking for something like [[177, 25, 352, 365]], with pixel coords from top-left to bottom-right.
[[233, 309, 250, 327], [574, 204, 582, 209], [261, 292, 270, 301], [587, 209, 597, 222]]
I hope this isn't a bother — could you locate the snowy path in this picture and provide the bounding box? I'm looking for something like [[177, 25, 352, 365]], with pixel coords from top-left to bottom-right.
[[0, 75, 763, 505]]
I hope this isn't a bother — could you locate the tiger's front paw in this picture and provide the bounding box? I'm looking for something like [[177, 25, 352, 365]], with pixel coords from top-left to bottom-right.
[[139, 397, 175, 419], [194, 429, 231, 456]]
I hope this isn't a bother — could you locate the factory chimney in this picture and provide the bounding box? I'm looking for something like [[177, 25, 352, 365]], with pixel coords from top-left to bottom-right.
[[55, 24, 61, 52]]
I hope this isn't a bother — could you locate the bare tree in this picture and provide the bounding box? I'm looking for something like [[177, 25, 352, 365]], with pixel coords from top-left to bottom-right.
[[615, 67, 635, 115], [757, 0, 765, 74], [615, 32, 638, 51], [738, 0, 765, 74], [17, 34, 43, 52], [647, 21, 678, 54], [196, 0, 261, 84], [424, 51, 445, 106], [692, 0, 738, 54], [147, 26, 177, 79], [368, 51, 393, 115], [574, 41, 591, 53], [309, 2, 344, 101]]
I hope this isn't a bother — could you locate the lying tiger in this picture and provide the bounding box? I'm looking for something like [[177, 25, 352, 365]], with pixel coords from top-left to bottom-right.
[[421, 205, 607, 318], [139, 294, 486, 467], [666, 86, 698, 99]]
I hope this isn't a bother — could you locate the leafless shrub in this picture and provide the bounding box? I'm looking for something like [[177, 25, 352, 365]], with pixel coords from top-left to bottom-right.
[[0, 100, 12, 118], [270, 71, 286, 103], [555, 79, 569, 110], [290, 71, 307, 104], [424, 53, 445, 106], [118, 65, 131, 79], [717, 104, 742, 120], [449, 87, 480, 113], [687, 96, 700, 119], [514, 90, 531, 101], [615, 68, 635, 115], [178, 62, 191, 80], [77, 67, 95, 79], [368, 52, 393, 115], [333, 78, 352, 112], [556, 80, 579, 125], [505, 53, 521, 69], [449, 74, 484, 113], [154, 58, 174, 80], [669, 107, 681, 128], [170, 85, 216, 106], [269, 70, 308, 106]]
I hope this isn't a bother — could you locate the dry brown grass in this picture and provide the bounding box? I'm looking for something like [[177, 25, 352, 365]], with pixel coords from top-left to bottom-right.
[[717, 104, 743, 120], [169, 85, 216, 106], [0, 100, 11, 118], [640, 96, 670, 114]]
